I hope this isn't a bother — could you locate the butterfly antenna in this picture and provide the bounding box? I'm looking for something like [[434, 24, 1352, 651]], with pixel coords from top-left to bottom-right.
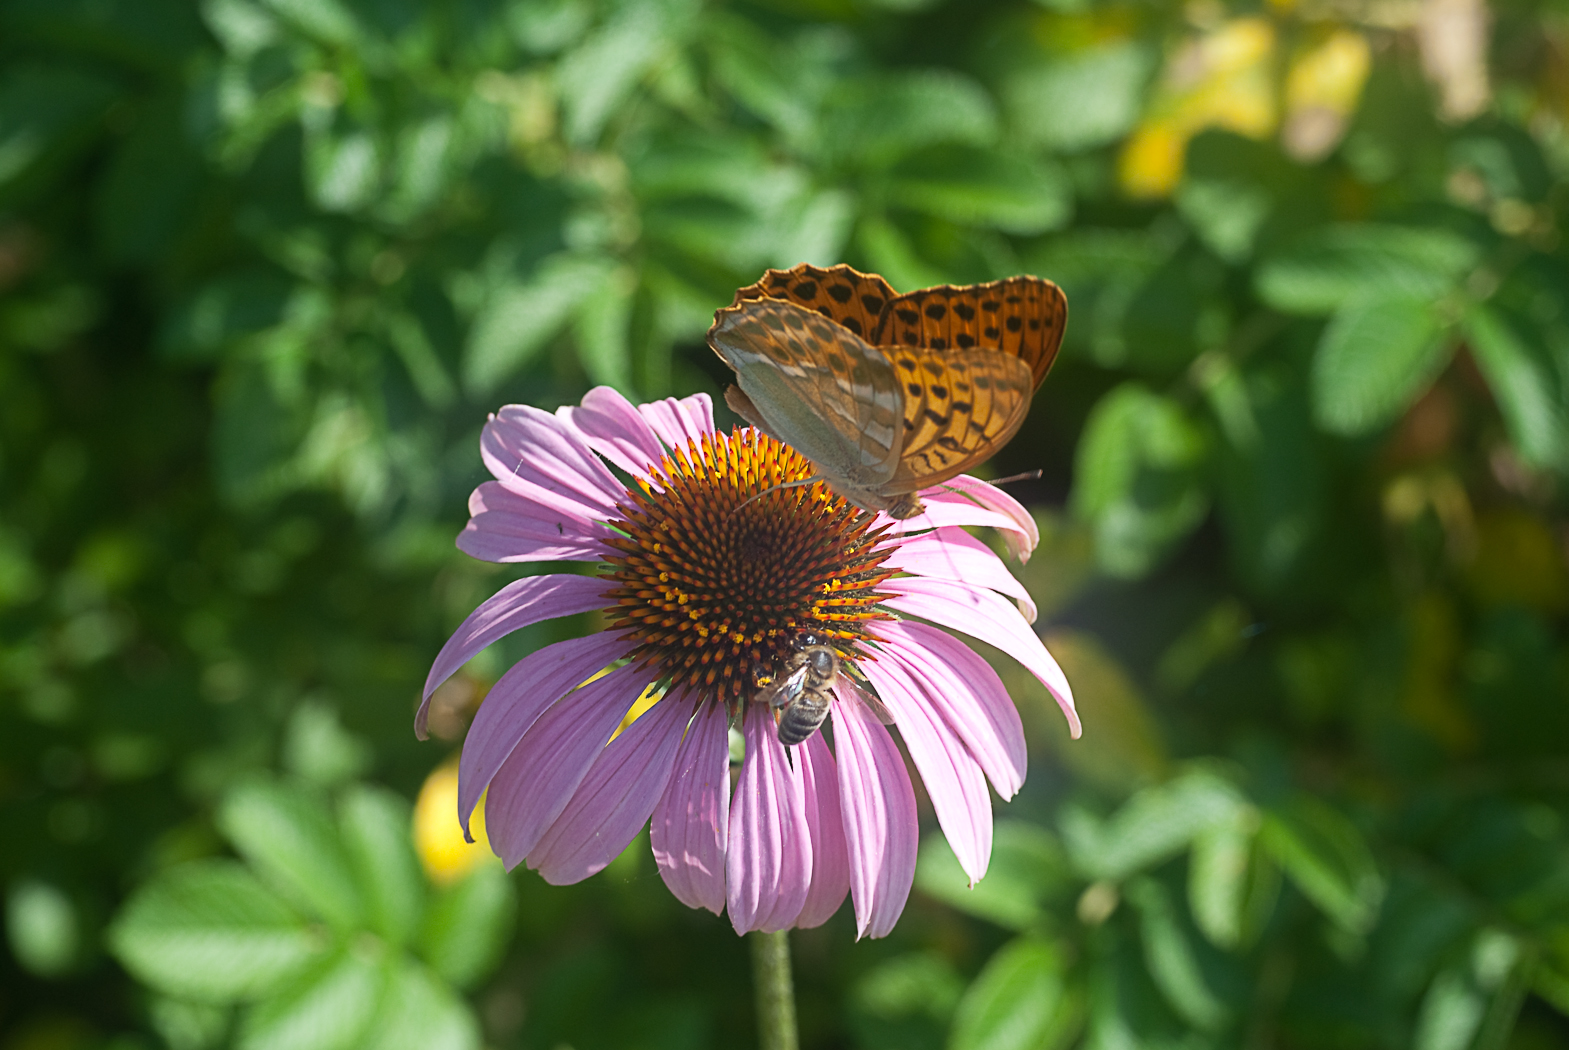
[[728, 476, 823, 519], [986, 469, 1043, 487]]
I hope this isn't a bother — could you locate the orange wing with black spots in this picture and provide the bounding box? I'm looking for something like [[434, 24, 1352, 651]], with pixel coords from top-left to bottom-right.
[[884, 349, 1035, 493], [730, 264, 898, 343], [871, 276, 1067, 388]]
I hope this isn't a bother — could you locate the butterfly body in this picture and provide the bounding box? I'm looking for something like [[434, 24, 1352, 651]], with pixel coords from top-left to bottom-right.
[[707, 264, 1066, 519]]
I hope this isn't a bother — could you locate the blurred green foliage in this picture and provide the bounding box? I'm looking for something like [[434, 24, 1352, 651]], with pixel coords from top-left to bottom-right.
[[4, 0, 1569, 1047]]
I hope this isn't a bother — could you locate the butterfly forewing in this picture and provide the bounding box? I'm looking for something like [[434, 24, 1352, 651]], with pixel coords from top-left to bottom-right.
[[730, 264, 898, 344], [888, 350, 1035, 492], [871, 276, 1067, 387], [708, 298, 904, 487]]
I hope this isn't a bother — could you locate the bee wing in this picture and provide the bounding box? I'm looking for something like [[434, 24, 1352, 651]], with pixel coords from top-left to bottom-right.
[[835, 674, 896, 726], [755, 663, 810, 710]]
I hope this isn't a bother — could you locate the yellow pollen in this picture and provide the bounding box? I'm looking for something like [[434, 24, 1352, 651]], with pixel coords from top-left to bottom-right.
[[599, 427, 896, 709]]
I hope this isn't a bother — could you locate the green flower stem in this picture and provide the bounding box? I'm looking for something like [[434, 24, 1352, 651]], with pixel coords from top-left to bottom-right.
[[751, 929, 799, 1050]]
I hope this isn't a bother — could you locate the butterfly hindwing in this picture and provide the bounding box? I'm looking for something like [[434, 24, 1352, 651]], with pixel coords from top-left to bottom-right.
[[886, 349, 1035, 492], [708, 297, 904, 487], [871, 276, 1067, 387], [730, 264, 897, 344]]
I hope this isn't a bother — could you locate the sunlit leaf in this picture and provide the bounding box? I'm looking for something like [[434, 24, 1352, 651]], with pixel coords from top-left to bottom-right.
[[949, 937, 1079, 1050], [1312, 294, 1453, 436], [109, 861, 323, 1002], [218, 779, 364, 929], [1256, 224, 1477, 315]]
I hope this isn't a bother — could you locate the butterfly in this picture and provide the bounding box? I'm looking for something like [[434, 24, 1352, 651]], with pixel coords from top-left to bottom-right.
[[706, 264, 1067, 519]]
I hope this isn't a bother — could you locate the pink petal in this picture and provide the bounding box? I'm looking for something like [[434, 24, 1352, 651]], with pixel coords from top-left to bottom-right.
[[881, 527, 1037, 623], [483, 664, 644, 867], [481, 405, 623, 518], [458, 481, 613, 564], [527, 693, 689, 885], [556, 387, 669, 478], [876, 496, 1032, 556], [456, 632, 630, 834], [727, 705, 813, 935], [420, 573, 609, 730], [831, 681, 919, 939], [860, 659, 992, 885], [639, 393, 714, 451], [882, 576, 1081, 739], [876, 620, 1027, 799], [650, 701, 730, 914], [926, 476, 1039, 561], [794, 732, 850, 929]]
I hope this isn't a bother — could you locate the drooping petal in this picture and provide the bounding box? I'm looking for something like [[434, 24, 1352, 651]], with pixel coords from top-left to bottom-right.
[[831, 682, 919, 939], [876, 619, 1026, 799], [881, 526, 1037, 623], [877, 497, 1033, 556], [484, 664, 643, 867], [794, 732, 850, 929], [420, 574, 610, 728], [456, 631, 630, 833], [481, 405, 623, 518], [727, 705, 813, 935], [882, 576, 1080, 738], [639, 393, 714, 451], [556, 386, 669, 478], [527, 693, 689, 885], [927, 476, 1039, 561], [458, 481, 614, 564], [860, 660, 992, 885], [650, 701, 730, 914]]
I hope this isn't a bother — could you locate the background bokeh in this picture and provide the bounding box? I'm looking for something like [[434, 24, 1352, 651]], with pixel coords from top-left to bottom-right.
[[5, 0, 1569, 1047]]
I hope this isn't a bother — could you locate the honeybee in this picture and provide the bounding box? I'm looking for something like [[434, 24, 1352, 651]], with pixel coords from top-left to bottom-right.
[[753, 633, 893, 746]]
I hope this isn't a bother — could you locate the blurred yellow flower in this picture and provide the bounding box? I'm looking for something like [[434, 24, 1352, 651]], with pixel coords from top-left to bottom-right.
[[1120, 17, 1278, 198], [414, 758, 493, 885], [1120, 121, 1188, 198], [1283, 29, 1372, 160]]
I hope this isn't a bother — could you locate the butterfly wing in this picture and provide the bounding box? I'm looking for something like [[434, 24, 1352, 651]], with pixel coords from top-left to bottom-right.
[[871, 276, 1067, 388], [708, 298, 904, 487], [729, 264, 898, 343], [884, 348, 1036, 493]]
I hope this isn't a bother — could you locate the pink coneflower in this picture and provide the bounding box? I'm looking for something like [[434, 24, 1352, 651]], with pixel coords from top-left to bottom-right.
[[419, 386, 1078, 938]]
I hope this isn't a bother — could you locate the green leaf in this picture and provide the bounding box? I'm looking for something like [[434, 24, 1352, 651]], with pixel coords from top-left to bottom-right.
[[1255, 224, 1478, 315], [149, 996, 230, 1050], [157, 271, 294, 363], [109, 860, 322, 1002], [853, 951, 963, 1025], [1186, 819, 1253, 950], [218, 778, 364, 929], [418, 863, 515, 990], [7, 880, 79, 977], [1311, 293, 1453, 436], [949, 937, 1078, 1050], [1061, 770, 1247, 881], [573, 266, 636, 391], [284, 702, 372, 788], [557, 0, 689, 145], [463, 254, 615, 394], [822, 71, 998, 166], [339, 785, 426, 949], [916, 820, 1071, 930], [1466, 305, 1569, 471], [1126, 878, 1229, 1031], [1003, 42, 1150, 153], [1414, 966, 1486, 1050], [886, 147, 1071, 235], [258, 0, 359, 46], [1071, 383, 1211, 579], [1258, 798, 1383, 936], [357, 959, 481, 1050], [236, 949, 385, 1050]]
